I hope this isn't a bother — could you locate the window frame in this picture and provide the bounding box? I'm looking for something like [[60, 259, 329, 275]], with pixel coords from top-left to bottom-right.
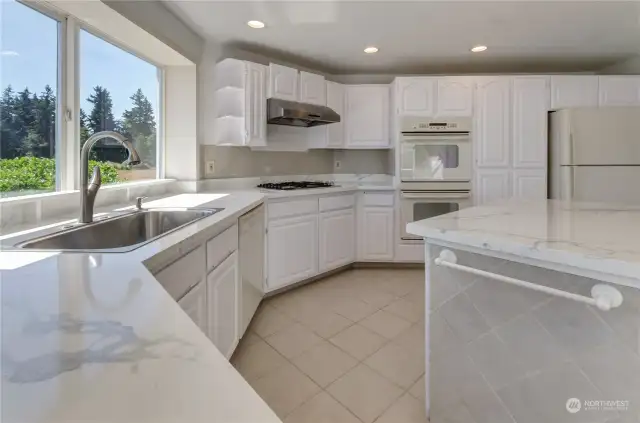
[[3, 0, 166, 198]]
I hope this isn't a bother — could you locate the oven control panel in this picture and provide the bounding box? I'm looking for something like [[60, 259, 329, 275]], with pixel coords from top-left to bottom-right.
[[401, 116, 472, 133]]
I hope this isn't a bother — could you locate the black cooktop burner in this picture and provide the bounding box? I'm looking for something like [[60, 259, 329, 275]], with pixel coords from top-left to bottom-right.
[[257, 181, 336, 191]]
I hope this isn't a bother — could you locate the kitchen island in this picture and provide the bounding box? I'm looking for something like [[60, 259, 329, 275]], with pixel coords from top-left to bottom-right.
[[407, 200, 640, 423]]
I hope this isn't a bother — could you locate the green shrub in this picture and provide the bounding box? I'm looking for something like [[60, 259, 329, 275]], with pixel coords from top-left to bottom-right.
[[0, 157, 121, 193]]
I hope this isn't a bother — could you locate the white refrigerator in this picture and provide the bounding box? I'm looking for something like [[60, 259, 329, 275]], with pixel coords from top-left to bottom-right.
[[549, 107, 640, 204]]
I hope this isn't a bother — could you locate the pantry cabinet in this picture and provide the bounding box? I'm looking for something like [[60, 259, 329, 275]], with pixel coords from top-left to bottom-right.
[[268, 63, 299, 101], [475, 169, 511, 205], [319, 208, 355, 272], [512, 76, 549, 169], [267, 214, 318, 290], [346, 85, 390, 148], [207, 252, 240, 359], [512, 169, 547, 200], [437, 77, 474, 116], [299, 71, 326, 105], [177, 280, 207, 334], [599, 76, 640, 107], [475, 77, 511, 168], [550, 75, 599, 109]]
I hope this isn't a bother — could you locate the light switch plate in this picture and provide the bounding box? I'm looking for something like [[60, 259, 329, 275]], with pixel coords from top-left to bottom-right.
[[206, 161, 215, 174]]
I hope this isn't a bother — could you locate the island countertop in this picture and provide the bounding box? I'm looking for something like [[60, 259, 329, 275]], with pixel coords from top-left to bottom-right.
[[406, 199, 640, 288]]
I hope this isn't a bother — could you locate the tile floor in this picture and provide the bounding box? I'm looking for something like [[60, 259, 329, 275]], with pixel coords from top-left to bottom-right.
[[231, 268, 428, 423]]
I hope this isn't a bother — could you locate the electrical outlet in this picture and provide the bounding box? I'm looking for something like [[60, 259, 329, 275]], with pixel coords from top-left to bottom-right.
[[335, 160, 341, 169], [206, 161, 215, 174]]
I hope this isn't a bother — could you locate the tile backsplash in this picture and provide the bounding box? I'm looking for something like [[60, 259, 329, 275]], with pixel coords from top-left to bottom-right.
[[427, 244, 640, 423]]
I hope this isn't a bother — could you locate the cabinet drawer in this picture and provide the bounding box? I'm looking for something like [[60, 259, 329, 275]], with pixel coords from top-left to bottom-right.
[[362, 192, 394, 207], [206, 223, 238, 272], [319, 194, 355, 212], [268, 198, 318, 219], [155, 245, 205, 300]]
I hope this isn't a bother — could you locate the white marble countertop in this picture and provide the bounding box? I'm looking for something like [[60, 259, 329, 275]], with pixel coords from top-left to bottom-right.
[[0, 192, 282, 423], [406, 199, 640, 287], [258, 184, 395, 199]]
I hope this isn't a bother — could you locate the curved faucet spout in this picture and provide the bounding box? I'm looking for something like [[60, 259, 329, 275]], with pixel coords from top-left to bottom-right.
[[79, 131, 141, 224]]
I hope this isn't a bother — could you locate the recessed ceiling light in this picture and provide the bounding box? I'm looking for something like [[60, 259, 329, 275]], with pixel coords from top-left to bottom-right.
[[364, 46, 379, 54], [247, 20, 265, 29], [471, 45, 488, 53]]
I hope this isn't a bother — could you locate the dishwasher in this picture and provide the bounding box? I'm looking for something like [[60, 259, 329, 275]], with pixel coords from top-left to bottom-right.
[[239, 204, 265, 335]]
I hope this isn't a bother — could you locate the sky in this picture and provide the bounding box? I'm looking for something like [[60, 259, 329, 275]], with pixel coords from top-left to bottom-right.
[[0, 0, 159, 119]]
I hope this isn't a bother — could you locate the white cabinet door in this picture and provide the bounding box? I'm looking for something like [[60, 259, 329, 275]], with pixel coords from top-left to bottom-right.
[[326, 81, 345, 148], [207, 251, 239, 359], [512, 76, 549, 169], [550, 75, 599, 109], [268, 63, 298, 101], [475, 169, 511, 205], [299, 71, 326, 105], [512, 169, 547, 200], [437, 77, 473, 116], [267, 214, 318, 290], [396, 77, 436, 116], [599, 76, 640, 107], [246, 62, 267, 146], [177, 279, 207, 334], [346, 85, 390, 148], [319, 208, 355, 272], [358, 207, 394, 261], [475, 77, 511, 168]]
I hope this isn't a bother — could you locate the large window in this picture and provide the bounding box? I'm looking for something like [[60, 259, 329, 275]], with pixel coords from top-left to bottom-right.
[[80, 30, 160, 184], [0, 1, 162, 199], [0, 0, 59, 197]]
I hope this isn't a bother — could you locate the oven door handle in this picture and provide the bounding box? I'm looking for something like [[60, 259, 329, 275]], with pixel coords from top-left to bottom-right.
[[401, 191, 471, 200]]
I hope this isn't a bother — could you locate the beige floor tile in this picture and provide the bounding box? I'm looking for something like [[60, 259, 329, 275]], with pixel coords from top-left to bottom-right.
[[354, 288, 397, 309], [238, 331, 261, 349], [292, 341, 359, 387], [232, 339, 289, 381], [360, 310, 413, 340], [327, 364, 404, 423], [384, 297, 424, 323], [409, 375, 426, 400], [392, 324, 426, 357], [284, 392, 362, 423], [250, 304, 295, 338], [375, 393, 428, 423], [364, 341, 425, 388], [329, 296, 380, 322], [265, 323, 324, 359], [329, 324, 388, 360], [251, 362, 321, 419], [295, 310, 354, 338]]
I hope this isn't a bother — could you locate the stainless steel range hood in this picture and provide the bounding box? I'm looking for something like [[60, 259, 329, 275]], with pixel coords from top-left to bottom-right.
[[267, 98, 340, 127]]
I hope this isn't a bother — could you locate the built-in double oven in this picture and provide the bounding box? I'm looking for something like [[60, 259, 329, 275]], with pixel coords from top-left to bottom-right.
[[399, 116, 473, 241]]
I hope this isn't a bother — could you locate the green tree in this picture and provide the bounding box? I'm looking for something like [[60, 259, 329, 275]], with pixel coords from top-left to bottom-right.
[[79, 108, 90, 146], [0, 86, 18, 158], [33, 85, 56, 157], [86, 86, 116, 134], [121, 88, 156, 165]]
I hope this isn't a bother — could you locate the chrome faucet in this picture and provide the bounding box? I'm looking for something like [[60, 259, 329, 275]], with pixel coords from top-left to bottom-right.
[[80, 131, 141, 223]]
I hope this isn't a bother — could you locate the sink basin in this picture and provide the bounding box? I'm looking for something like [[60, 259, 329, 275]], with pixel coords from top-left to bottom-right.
[[16, 208, 223, 252]]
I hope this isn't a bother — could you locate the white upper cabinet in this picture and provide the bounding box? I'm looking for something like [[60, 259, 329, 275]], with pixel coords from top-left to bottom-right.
[[550, 75, 599, 109], [326, 81, 345, 148], [346, 85, 390, 148], [512, 76, 549, 169], [396, 77, 436, 116], [475, 169, 511, 205], [475, 77, 511, 168], [246, 62, 268, 145], [599, 76, 640, 107], [436, 77, 473, 116], [512, 169, 547, 200], [268, 63, 299, 101], [299, 71, 326, 105]]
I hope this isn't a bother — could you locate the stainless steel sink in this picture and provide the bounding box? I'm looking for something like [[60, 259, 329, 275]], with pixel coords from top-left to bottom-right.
[[15, 208, 223, 252]]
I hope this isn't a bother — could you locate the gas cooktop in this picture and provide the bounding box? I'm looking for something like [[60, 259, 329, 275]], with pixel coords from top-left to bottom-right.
[[257, 181, 337, 191]]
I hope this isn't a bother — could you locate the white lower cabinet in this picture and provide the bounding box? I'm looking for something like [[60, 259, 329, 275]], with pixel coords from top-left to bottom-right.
[[319, 208, 355, 272], [358, 207, 394, 261], [207, 251, 240, 359], [177, 279, 207, 334], [267, 214, 318, 290]]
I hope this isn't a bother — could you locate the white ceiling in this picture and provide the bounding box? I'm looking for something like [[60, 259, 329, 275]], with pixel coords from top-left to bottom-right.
[[164, 1, 640, 74]]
